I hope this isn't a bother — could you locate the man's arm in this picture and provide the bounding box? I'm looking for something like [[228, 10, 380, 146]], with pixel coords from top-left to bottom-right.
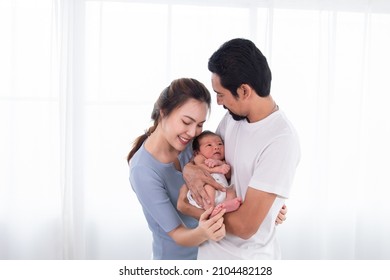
[[223, 187, 276, 240], [178, 183, 286, 229]]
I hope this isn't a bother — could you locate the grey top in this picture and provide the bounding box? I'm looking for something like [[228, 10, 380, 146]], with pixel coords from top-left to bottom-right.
[[129, 143, 198, 259]]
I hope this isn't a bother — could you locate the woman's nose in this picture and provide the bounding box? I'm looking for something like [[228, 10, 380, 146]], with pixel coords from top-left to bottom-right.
[[187, 126, 196, 137]]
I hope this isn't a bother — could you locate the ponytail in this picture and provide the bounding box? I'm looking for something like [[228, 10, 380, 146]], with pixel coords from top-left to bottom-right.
[[127, 119, 158, 163]]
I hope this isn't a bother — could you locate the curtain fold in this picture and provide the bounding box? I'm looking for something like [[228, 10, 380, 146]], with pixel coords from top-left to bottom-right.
[[57, 0, 77, 260], [57, 0, 88, 259]]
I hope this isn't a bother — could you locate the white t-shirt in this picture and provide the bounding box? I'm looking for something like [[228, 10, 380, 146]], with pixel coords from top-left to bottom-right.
[[197, 110, 300, 259]]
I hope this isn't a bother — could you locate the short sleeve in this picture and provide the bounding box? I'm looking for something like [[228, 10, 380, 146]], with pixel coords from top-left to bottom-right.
[[130, 164, 182, 233], [250, 134, 300, 199]]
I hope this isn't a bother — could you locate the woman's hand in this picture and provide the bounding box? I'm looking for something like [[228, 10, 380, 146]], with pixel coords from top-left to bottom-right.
[[168, 207, 226, 247], [183, 162, 225, 208], [275, 204, 287, 225], [198, 207, 226, 242]]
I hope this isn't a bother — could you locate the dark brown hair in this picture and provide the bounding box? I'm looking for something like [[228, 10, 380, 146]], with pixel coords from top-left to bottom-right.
[[192, 130, 221, 152]]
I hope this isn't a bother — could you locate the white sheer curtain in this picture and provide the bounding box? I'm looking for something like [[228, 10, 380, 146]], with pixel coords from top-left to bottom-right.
[[1, 0, 389, 260]]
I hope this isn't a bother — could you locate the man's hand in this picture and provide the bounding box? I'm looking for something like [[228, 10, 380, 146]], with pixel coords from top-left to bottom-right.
[[183, 162, 225, 208]]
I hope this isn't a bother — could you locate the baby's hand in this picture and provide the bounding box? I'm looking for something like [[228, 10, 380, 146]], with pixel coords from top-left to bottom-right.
[[205, 158, 219, 168], [219, 163, 230, 175]]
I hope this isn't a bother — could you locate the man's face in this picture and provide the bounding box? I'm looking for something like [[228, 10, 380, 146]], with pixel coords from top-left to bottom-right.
[[211, 73, 246, 121]]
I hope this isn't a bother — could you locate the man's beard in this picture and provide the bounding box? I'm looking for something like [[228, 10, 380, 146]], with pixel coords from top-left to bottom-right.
[[225, 106, 246, 121]]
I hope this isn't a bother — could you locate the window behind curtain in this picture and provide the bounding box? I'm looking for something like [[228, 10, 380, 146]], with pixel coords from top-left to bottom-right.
[[0, 0, 62, 259], [1, 0, 390, 260]]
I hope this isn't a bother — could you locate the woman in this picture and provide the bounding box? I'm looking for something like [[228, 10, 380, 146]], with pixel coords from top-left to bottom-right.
[[128, 78, 226, 260]]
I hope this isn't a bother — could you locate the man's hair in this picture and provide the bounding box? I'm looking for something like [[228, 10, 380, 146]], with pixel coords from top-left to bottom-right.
[[208, 38, 272, 98]]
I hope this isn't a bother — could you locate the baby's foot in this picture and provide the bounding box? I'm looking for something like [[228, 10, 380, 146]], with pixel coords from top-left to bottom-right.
[[210, 203, 225, 218], [223, 197, 242, 212], [210, 197, 242, 218]]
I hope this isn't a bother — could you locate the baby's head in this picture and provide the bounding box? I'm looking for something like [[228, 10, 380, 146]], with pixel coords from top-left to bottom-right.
[[192, 130, 225, 160]]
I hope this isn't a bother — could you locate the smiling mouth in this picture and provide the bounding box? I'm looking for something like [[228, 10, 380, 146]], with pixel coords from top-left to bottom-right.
[[178, 136, 190, 145]]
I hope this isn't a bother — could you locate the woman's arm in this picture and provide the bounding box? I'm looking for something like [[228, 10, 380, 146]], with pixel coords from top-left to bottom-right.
[[177, 184, 204, 220], [168, 207, 226, 246], [276, 204, 287, 225]]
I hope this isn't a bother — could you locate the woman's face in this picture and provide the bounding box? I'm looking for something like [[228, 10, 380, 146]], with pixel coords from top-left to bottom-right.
[[161, 98, 208, 152]]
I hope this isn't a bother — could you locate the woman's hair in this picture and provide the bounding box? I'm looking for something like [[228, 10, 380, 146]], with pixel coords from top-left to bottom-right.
[[127, 78, 211, 163], [192, 130, 221, 152], [208, 38, 272, 98]]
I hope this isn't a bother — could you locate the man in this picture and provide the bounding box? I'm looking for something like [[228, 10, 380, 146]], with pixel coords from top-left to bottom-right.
[[180, 38, 300, 259]]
